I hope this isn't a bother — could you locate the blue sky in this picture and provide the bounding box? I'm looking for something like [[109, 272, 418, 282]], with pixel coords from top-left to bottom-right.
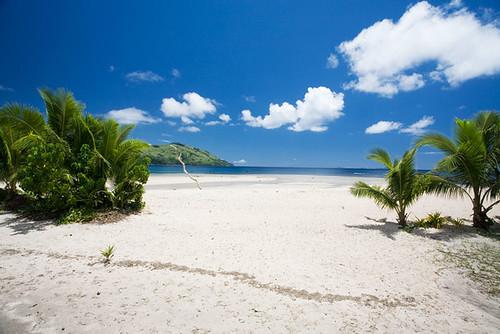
[[1, 0, 500, 168]]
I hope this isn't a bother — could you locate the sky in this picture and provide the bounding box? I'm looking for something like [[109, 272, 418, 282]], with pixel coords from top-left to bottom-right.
[[1, 0, 500, 168]]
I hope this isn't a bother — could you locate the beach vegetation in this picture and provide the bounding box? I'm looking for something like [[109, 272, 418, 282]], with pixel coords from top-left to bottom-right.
[[350, 148, 428, 226], [414, 212, 447, 229], [417, 111, 500, 230], [100, 245, 115, 264], [0, 88, 150, 221]]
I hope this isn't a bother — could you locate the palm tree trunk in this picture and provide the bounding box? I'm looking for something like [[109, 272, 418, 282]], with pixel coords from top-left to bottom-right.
[[397, 208, 407, 226], [472, 199, 489, 229]]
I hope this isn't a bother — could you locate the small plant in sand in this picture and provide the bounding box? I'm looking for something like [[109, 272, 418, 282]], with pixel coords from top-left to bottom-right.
[[100, 245, 115, 264], [414, 212, 447, 229], [447, 217, 465, 227]]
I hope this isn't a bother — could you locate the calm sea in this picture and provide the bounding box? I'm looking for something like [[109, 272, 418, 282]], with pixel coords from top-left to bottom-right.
[[149, 165, 390, 178]]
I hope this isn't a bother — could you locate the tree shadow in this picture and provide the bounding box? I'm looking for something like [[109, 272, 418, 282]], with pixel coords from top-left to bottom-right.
[[0, 211, 56, 235], [345, 217, 401, 240], [345, 216, 500, 241]]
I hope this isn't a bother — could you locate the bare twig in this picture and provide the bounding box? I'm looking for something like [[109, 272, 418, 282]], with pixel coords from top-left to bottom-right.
[[173, 145, 202, 190]]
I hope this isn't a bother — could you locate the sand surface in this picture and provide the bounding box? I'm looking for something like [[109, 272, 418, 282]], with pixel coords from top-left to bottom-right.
[[1, 174, 499, 333]]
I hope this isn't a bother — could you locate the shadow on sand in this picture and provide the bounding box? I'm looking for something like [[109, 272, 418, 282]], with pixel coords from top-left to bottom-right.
[[0, 211, 56, 235], [345, 216, 500, 241]]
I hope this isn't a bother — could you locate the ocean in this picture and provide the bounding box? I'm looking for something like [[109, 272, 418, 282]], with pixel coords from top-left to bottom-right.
[[149, 165, 390, 177]]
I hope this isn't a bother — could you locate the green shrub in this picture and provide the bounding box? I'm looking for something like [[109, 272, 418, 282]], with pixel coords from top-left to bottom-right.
[[18, 142, 76, 213], [71, 145, 113, 209], [58, 208, 96, 225], [1, 88, 151, 221]]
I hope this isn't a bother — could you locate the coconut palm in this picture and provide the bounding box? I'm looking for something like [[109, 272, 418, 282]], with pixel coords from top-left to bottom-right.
[[92, 118, 149, 185], [351, 148, 428, 226], [39, 88, 95, 151], [0, 104, 47, 192], [417, 111, 499, 229]]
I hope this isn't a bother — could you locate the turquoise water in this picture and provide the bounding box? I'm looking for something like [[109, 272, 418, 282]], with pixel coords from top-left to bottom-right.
[[149, 165, 391, 177]]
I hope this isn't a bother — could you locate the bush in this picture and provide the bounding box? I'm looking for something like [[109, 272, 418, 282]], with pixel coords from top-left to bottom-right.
[[18, 142, 76, 213], [71, 145, 113, 209], [1, 89, 151, 222]]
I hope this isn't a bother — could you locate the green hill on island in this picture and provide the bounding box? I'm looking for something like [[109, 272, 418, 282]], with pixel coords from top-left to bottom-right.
[[144, 143, 232, 166]]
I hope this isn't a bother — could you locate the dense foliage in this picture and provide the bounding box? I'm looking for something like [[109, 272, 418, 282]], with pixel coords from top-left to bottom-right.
[[145, 143, 232, 166], [0, 88, 150, 220]]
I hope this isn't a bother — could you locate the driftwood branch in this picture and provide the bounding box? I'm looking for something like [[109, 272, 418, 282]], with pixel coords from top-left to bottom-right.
[[173, 146, 202, 190]]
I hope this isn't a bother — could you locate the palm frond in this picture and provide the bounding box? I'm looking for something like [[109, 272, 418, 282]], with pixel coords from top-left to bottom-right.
[[367, 148, 393, 169], [350, 181, 397, 209]]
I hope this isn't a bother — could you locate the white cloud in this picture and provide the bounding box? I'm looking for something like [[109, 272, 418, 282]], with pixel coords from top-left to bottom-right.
[[205, 113, 231, 126], [0, 85, 14, 92], [233, 159, 247, 164], [338, 1, 500, 97], [241, 87, 344, 132], [243, 95, 256, 103], [400, 116, 435, 135], [109, 65, 115, 72], [219, 113, 231, 123], [181, 116, 194, 124], [448, 0, 463, 9], [106, 107, 160, 125], [178, 126, 200, 133], [171, 68, 181, 78], [161, 92, 217, 121], [365, 121, 402, 134], [326, 53, 339, 69], [126, 70, 164, 83], [166, 120, 177, 126]]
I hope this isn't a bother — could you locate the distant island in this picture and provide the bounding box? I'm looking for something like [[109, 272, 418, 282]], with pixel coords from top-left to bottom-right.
[[144, 143, 233, 167]]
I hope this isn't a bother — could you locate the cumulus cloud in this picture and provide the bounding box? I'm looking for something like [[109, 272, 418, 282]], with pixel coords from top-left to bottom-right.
[[338, 1, 500, 97], [106, 107, 160, 125], [181, 116, 194, 125], [126, 70, 164, 83], [178, 126, 200, 133], [241, 87, 344, 132], [365, 121, 402, 134], [326, 53, 339, 69], [400, 115, 435, 135], [205, 113, 231, 126], [161, 92, 217, 122], [233, 159, 247, 164], [366, 116, 434, 135], [219, 113, 231, 123]]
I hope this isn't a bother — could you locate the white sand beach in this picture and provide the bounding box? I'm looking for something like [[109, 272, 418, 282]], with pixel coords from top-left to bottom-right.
[[1, 174, 499, 333]]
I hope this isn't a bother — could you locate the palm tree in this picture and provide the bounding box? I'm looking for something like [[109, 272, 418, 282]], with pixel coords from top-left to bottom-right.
[[0, 104, 47, 192], [39, 88, 95, 151], [417, 111, 499, 229], [350, 148, 427, 226], [92, 118, 149, 186]]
